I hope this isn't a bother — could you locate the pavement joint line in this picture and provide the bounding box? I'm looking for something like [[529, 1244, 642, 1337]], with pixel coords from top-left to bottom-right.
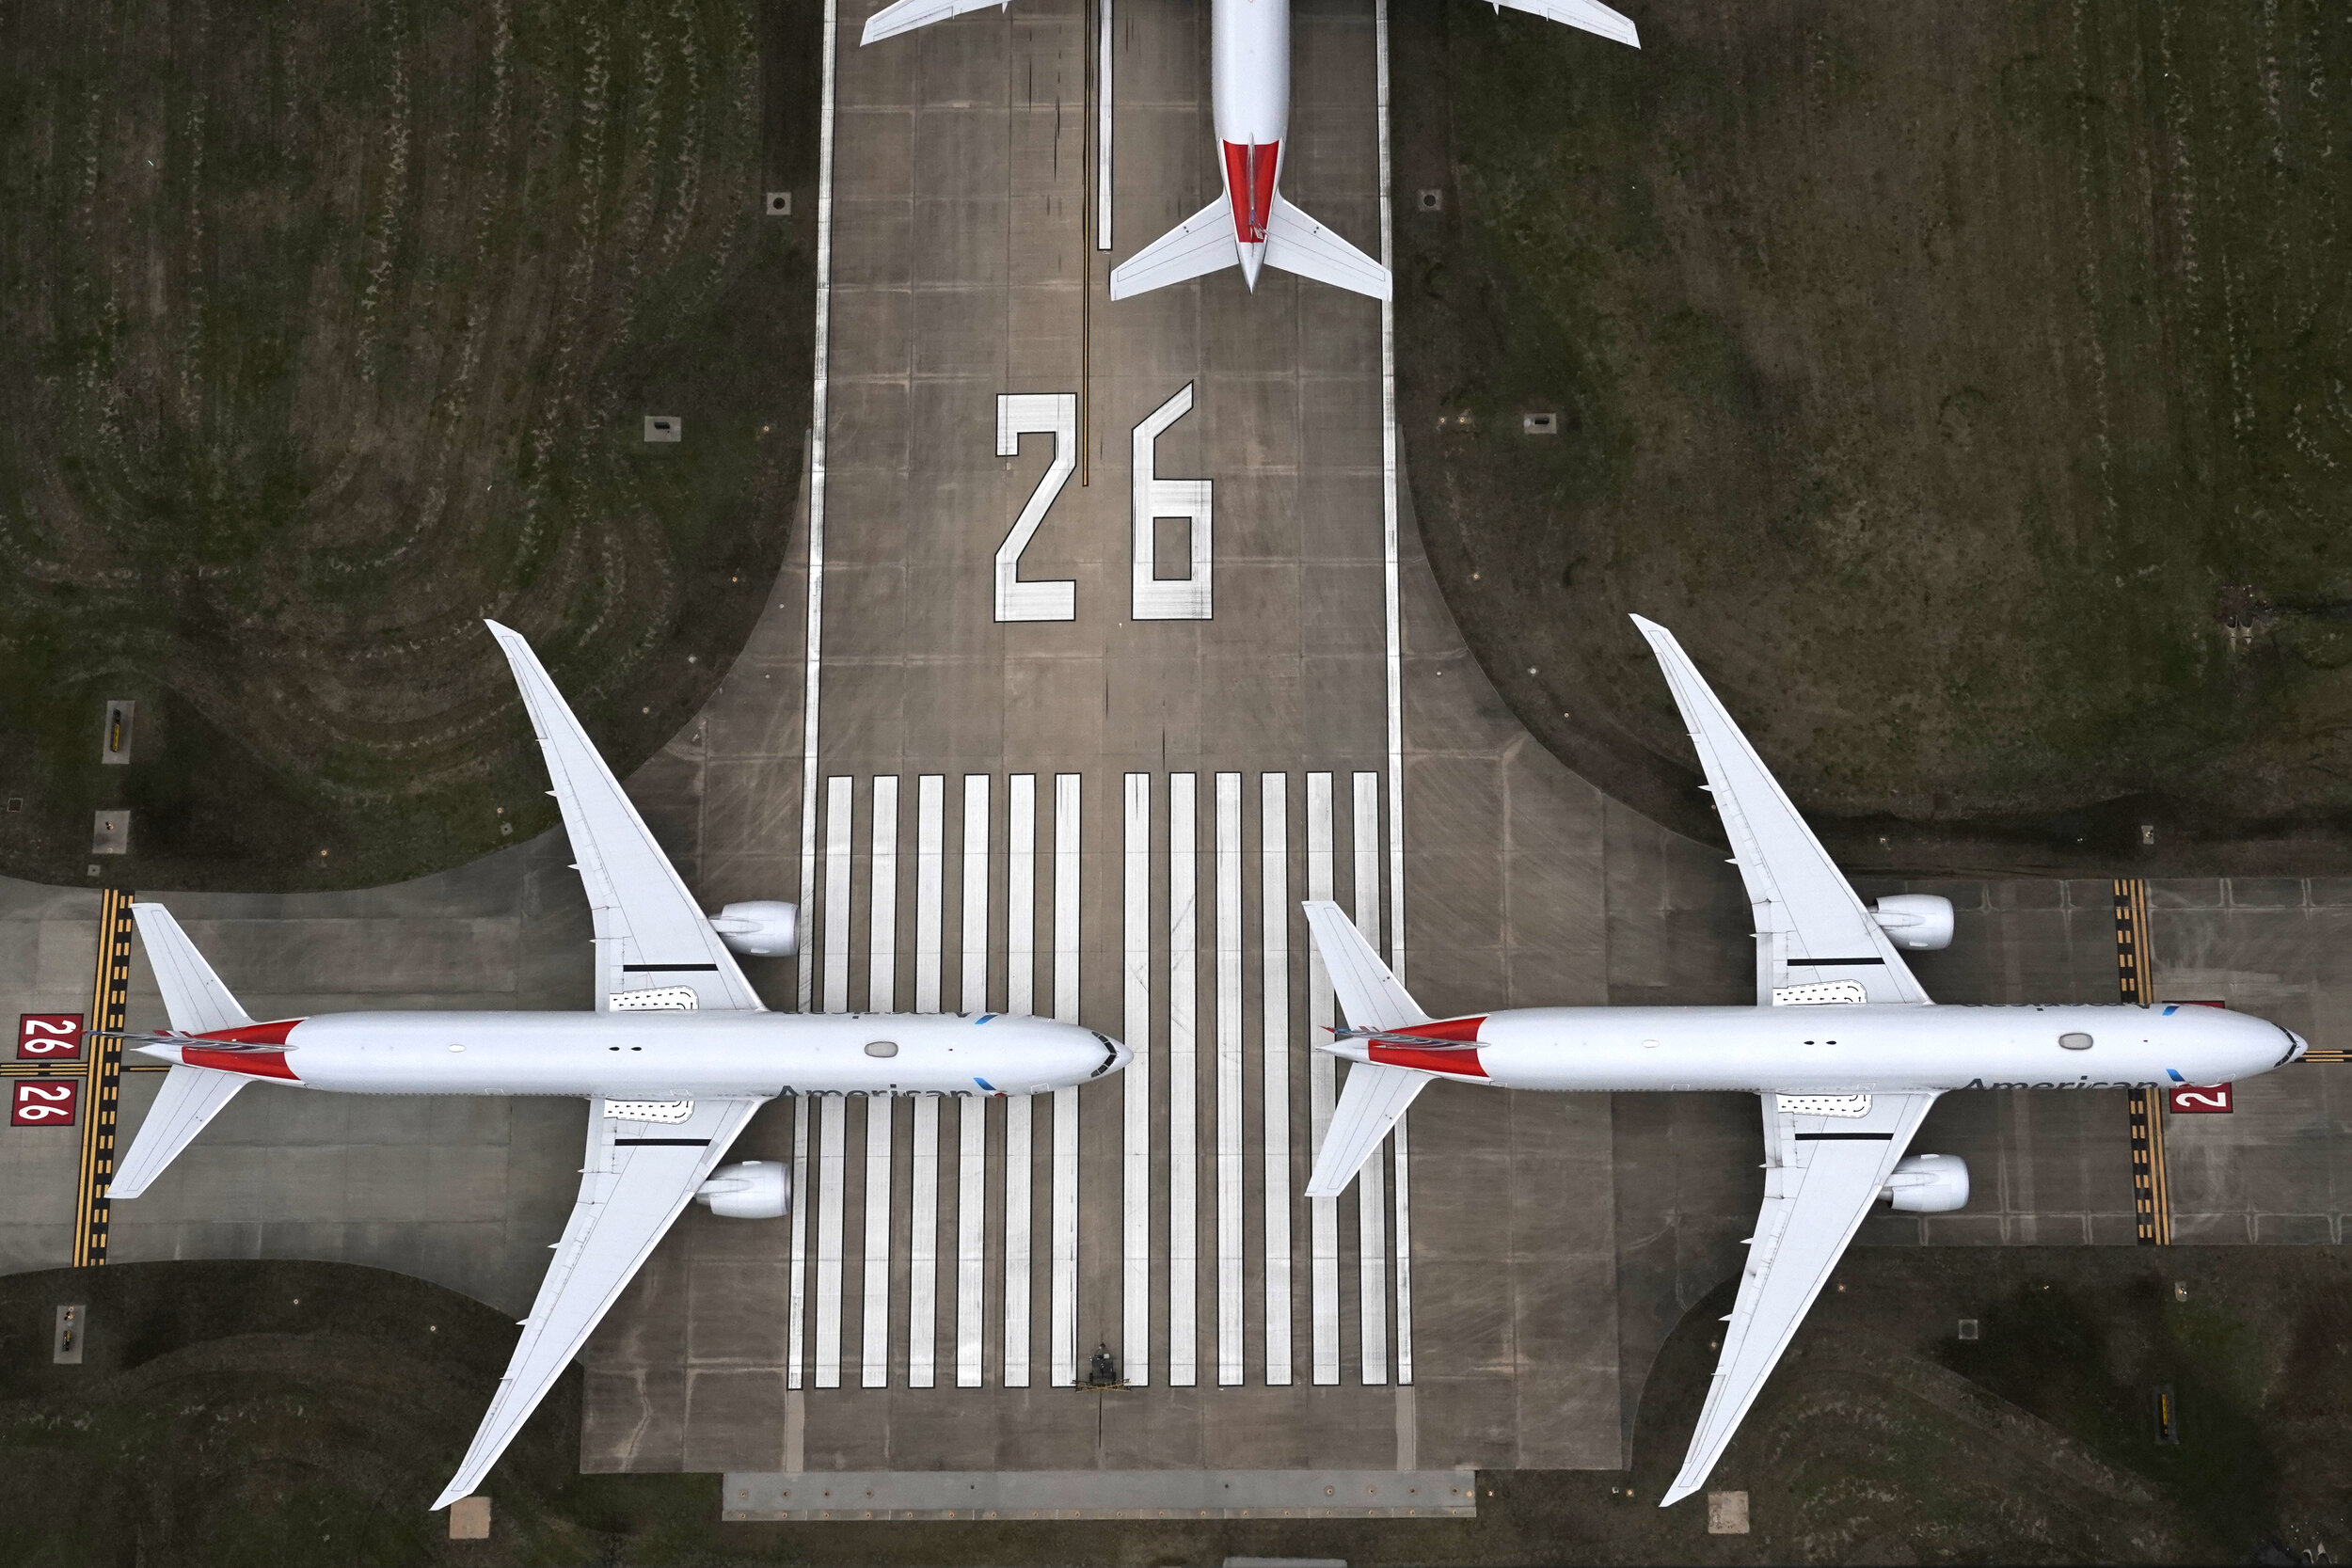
[[2114, 879, 2169, 1246]]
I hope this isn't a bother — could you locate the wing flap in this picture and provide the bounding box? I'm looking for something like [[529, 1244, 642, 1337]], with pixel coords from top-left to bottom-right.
[[1263, 196, 1391, 301], [1108, 198, 1240, 300], [1630, 616, 1930, 1006], [486, 623, 764, 1013], [433, 1095, 769, 1509], [1661, 1089, 1939, 1506]]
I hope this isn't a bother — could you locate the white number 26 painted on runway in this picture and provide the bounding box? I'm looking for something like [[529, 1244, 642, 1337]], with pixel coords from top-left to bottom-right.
[[993, 385, 1213, 624]]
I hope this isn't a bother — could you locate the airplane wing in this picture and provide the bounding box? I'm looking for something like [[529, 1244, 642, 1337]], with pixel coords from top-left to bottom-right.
[[1661, 1089, 1939, 1507], [1109, 197, 1241, 301], [1300, 900, 1436, 1196], [110, 1065, 252, 1199], [1489, 0, 1641, 49], [1631, 616, 1931, 1006], [433, 1094, 769, 1509], [861, 0, 1006, 45], [1263, 196, 1391, 302], [486, 622, 765, 1013]]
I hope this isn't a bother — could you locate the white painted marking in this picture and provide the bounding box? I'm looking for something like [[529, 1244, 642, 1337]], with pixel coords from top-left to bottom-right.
[[793, 0, 842, 1015], [908, 776, 946, 1386], [1261, 772, 1293, 1386], [1004, 775, 1037, 1387], [1131, 384, 1213, 620], [1375, 0, 1413, 1389], [816, 1093, 847, 1389], [909, 1093, 940, 1387], [958, 775, 991, 1387], [1352, 771, 1388, 1385], [1215, 771, 1244, 1386], [1096, 0, 1113, 251], [869, 777, 898, 1012], [1305, 771, 1339, 1385], [1121, 773, 1152, 1385], [1052, 773, 1083, 1387], [787, 1093, 811, 1389], [823, 777, 853, 1022], [994, 394, 1079, 622], [1168, 772, 1198, 1386], [861, 1093, 893, 1387]]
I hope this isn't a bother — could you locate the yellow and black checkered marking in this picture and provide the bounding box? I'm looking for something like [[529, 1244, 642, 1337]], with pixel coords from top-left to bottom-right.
[[72, 888, 135, 1268], [2114, 879, 2169, 1246]]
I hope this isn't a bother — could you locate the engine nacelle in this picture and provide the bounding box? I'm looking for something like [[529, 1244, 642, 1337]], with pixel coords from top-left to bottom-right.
[[709, 900, 799, 958], [1882, 1152, 1969, 1213], [694, 1160, 791, 1219], [1871, 894, 1954, 951]]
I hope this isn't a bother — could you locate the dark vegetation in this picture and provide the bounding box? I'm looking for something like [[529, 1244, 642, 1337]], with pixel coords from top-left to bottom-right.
[[0, 0, 820, 892], [1395, 0, 2352, 874], [4, 1250, 2345, 1564]]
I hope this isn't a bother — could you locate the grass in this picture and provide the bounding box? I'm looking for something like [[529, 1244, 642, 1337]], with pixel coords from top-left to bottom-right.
[[1394, 0, 2352, 870], [0, 0, 820, 892]]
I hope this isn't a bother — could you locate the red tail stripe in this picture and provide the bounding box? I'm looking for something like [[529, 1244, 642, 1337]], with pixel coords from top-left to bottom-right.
[[1391, 1014, 1486, 1044], [1368, 1043, 1487, 1078], [1221, 140, 1279, 244], [193, 1019, 304, 1046], [181, 1046, 301, 1081]]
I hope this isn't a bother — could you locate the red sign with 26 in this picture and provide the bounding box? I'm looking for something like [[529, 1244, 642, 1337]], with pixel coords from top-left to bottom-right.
[[17, 1013, 84, 1060], [10, 1080, 80, 1127]]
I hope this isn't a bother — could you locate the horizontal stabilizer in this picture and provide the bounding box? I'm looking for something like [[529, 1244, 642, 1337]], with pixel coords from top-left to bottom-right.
[[111, 1065, 251, 1199], [1490, 0, 1641, 49], [860, 0, 1007, 44], [1306, 1060, 1431, 1197], [1263, 196, 1391, 301], [1108, 198, 1240, 300], [131, 903, 253, 1036], [1302, 900, 1426, 1032]]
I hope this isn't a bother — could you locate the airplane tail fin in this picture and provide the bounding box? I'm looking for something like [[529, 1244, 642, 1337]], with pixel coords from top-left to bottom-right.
[[1301, 900, 1432, 1196], [111, 1065, 250, 1199], [1263, 195, 1391, 301], [131, 903, 254, 1035], [1108, 197, 1240, 300]]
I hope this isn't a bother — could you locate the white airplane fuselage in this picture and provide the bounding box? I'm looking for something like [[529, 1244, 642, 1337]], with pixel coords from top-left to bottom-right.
[[1212, 0, 1288, 287], [1331, 1002, 2301, 1095], [139, 1010, 1123, 1100]]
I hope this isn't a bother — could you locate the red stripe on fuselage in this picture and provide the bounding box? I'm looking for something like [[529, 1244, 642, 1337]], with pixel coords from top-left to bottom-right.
[[1222, 141, 1279, 243], [181, 1046, 300, 1081], [1368, 1043, 1487, 1078], [1394, 1015, 1486, 1044], [194, 1019, 304, 1047]]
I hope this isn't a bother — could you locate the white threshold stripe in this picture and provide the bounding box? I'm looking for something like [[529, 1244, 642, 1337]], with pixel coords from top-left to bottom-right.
[[816, 776, 853, 1390], [861, 777, 899, 1387], [1096, 0, 1114, 251], [958, 774, 991, 1387], [1167, 772, 1198, 1386], [1305, 771, 1340, 1386], [817, 1092, 849, 1389], [909, 776, 946, 1387], [861, 1094, 893, 1387], [1214, 771, 1244, 1386], [787, 1093, 811, 1389], [1352, 770, 1388, 1386], [1051, 773, 1083, 1387], [1261, 772, 1293, 1386], [1004, 774, 1037, 1387], [1121, 772, 1152, 1385], [793, 0, 841, 1015], [1375, 0, 1413, 1389]]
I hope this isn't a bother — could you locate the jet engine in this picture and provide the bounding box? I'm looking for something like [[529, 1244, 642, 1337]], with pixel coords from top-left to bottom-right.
[[708, 901, 800, 958], [1881, 1152, 1969, 1212], [694, 1161, 790, 1219], [1870, 894, 1954, 951]]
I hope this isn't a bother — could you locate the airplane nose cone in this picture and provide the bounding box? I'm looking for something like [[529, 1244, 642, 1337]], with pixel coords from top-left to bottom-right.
[[1239, 242, 1264, 290], [1085, 1030, 1131, 1081]]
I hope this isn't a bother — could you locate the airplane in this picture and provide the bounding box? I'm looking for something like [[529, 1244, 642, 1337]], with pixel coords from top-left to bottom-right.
[[856, 0, 1641, 300], [1303, 613, 2307, 1507], [104, 621, 1132, 1511]]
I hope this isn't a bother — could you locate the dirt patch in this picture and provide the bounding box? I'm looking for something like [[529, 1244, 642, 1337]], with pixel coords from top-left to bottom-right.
[[1393, 0, 2352, 876], [0, 0, 821, 891]]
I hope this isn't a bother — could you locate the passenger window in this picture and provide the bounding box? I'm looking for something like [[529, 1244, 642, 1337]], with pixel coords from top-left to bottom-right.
[[865, 1040, 899, 1058], [2059, 1032, 2093, 1051]]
